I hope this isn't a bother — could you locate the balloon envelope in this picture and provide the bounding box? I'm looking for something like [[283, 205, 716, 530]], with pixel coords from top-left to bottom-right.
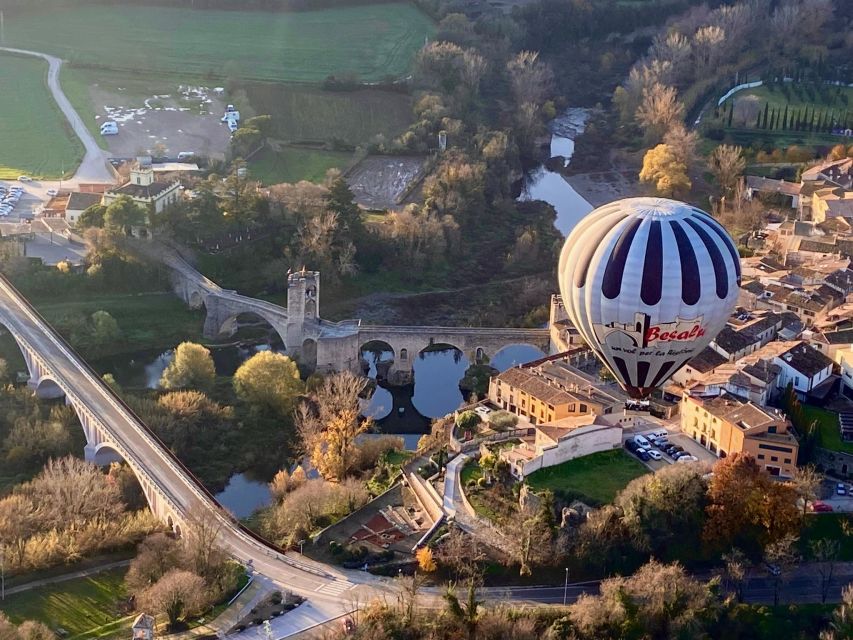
[[558, 197, 741, 398]]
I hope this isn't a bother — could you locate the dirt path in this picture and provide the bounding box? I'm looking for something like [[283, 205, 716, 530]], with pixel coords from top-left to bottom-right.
[[0, 46, 114, 184]]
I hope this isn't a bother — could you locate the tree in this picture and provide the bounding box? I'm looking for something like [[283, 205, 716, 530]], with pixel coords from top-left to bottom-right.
[[569, 561, 713, 639], [639, 144, 691, 197], [90, 310, 121, 343], [721, 548, 748, 602], [811, 538, 841, 604], [296, 371, 372, 480], [15, 622, 55, 640], [436, 528, 485, 582], [444, 580, 482, 640], [822, 585, 853, 640], [792, 465, 822, 517], [416, 546, 437, 573], [160, 342, 216, 393], [662, 123, 698, 171], [704, 453, 800, 553], [708, 144, 745, 195], [233, 351, 302, 415], [635, 83, 685, 143], [455, 410, 481, 432], [138, 569, 207, 629], [77, 204, 106, 229], [764, 533, 800, 607], [325, 177, 365, 246], [125, 533, 184, 594], [104, 195, 146, 235], [506, 50, 554, 107]]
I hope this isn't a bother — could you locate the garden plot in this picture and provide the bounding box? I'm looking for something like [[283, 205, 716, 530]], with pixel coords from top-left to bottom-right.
[[345, 155, 426, 210], [91, 83, 231, 159]]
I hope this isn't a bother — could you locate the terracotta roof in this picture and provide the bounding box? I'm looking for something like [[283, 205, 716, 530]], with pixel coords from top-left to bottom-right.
[[494, 367, 577, 405], [109, 180, 176, 199], [745, 175, 801, 196], [687, 347, 728, 373], [66, 192, 102, 211], [713, 327, 758, 355]]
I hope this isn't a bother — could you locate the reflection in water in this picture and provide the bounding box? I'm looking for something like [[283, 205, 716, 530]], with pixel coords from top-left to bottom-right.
[[491, 344, 545, 371], [362, 349, 394, 420], [214, 473, 271, 519], [412, 348, 470, 418]]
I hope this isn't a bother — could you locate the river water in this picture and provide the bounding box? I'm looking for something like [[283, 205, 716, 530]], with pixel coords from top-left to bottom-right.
[[99, 109, 593, 516]]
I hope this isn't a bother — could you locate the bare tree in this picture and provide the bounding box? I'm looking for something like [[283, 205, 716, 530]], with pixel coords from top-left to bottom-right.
[[792, 465, 823, 518], [811, 538, 841, 604], [506, 51, 554, 106], [635, 83, 685, 143], [651, 32, 692, 82], [125, 533, 184, 594], [435, 527, 486, 582], [721, 548, 748, 602], [821, 584, 853, 640], [16, 621, 56, 640], [461, 50, 487, 95], [764, 534, 801, 607], [138, 569, 208, 629], [693, 25, 726, 70], [663, 123, 699, 170], [708, 144, 745, 195]]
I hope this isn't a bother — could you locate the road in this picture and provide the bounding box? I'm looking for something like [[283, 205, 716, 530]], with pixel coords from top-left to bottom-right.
[[0, 274, 394, 627], [0, 46, 114, 184]]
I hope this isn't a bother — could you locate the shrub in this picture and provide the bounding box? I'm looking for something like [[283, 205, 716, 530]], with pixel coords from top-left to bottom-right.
[[489, 410, 518, 431], [456, 410, 481, 431]]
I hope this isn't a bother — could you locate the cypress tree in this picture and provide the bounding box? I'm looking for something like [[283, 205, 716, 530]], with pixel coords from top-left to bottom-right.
[[727, 101, 734, 128], [782, 104, 789, 130], [756, 109, 762, 129], [762, 102, 769, 130]]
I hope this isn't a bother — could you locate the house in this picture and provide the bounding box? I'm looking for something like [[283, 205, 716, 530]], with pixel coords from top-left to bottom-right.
[[769, 341, 834, 399], [103, 163, 180, 215], [671, 347, 728, 386], [488, 355, 624, 425], [681, 392, 799, 477], [499, 414, 622, 479], [131, 614, 155, 640], [65, 192, 103, 227], [745, 175, 800, 209], [710, 326, 762, 361]]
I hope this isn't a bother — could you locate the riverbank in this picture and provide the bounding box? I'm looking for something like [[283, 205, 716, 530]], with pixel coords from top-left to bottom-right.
[[564, 169, 643, 208]]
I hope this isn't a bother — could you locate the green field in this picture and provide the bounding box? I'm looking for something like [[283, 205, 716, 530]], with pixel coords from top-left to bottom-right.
[[248, 146, 353, 185], [726, 84, 853, 112], [800, 513, 853, 561], [0, 53, 82, 179], [245, 83, 413, 144], [2, 568, 131, 640], [526, 449, 649, 505], [3, 5, 435, 83], [802, 405, 853, 455]]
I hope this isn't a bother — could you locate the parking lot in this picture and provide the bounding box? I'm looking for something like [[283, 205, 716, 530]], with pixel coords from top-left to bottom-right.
[[0, 179, 48, 221], [622, 422, 718, 472]]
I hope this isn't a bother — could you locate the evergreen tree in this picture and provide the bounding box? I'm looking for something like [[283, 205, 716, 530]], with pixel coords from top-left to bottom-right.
[[782, 104, 789, 130], [727, 101, 734, 128], [762, 102, 769, 130]]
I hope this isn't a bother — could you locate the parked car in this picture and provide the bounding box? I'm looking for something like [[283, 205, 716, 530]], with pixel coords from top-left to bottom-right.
[[474, 406, 492, 420], [676, 455, 698, 463], [46, 188, 58, 197], [647, 449, 662, 461], [18, 176, 32, 182], [625, 440, 640, 453], [646, 429, 668, 440], [809, 500, 833, 513], [633, 434, 651, 448], [635, 448, 651, 462], [652, 438, 670, 449], [836, 483, 847, 496]]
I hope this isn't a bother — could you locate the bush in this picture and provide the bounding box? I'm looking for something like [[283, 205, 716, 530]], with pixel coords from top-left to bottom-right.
[[456, 410, 481, 431], [489, 410, 518, 431]]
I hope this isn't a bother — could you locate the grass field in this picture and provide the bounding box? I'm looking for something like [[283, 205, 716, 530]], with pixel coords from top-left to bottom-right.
[[3, 5, 434, 84], [727, 84, 853, 111], [248, 146, 353, 185], [2, 567, 131, 640], [802, 405, 853, 455], [245, 83, 413, 144], [800, 513, 853, 561], [0, 53, 82, 179], [526, 449, 648, 505]]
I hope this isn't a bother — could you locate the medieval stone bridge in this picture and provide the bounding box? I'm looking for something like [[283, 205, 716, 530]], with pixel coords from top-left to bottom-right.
[[159, 246, 552, 383]]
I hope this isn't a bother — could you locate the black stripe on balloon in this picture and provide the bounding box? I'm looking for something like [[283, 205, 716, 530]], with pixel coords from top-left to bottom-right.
[[649, 360, 676, 389], [573, 215, 628, 288], [684, 217, 728, 299], [636, 360, 651, 388], [612, 356, 633, 386], [602, 217, 642, 299], [695, 212, 742, 283], [641, 221, 663, 305], [669, 221, 701, 305]]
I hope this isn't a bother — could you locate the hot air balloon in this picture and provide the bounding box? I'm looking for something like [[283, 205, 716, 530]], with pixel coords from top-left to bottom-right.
[[558, 197, 741, 399]]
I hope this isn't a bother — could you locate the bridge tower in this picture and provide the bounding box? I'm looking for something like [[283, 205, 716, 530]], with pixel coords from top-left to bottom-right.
[[286, 269, 320, 361]]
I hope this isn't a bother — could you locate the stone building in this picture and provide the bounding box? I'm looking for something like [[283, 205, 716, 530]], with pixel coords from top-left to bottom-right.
[[104, 163, 180, 215]]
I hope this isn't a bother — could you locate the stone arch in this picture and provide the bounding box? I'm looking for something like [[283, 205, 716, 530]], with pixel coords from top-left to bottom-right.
[[301, 338, 318, 372], [90, 442, 124, 466], [419, 342, 465, 363], [360, 340, 395, 382], [218, 311, 284, 346], [490, 343, 546, 371]]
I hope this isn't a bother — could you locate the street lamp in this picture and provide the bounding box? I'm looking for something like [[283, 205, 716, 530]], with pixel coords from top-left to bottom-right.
[[563, 567, 569, 606]]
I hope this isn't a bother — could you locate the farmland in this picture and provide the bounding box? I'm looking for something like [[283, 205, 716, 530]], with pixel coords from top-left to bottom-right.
[[2, 4, 435, 83], [0, 53, 82, 179]]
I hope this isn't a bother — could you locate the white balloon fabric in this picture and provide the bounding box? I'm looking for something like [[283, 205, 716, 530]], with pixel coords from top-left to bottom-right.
[[559, 197, 741, 398]]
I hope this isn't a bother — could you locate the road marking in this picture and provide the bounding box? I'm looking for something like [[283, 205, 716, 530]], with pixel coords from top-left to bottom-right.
[[315, 580, 353, 596]]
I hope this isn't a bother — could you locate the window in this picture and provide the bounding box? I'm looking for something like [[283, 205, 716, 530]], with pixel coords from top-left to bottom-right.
[[794, 376, 800, 387], [771, 456, 778, 462], [784, 458, 791, 464], [400, 348, 408, 361], [693, 417, 698, 427], [768, 426, 777, 434], [521, 400, 526, 408], [758, 454, 765, 460], [579, 403, 588, 413]]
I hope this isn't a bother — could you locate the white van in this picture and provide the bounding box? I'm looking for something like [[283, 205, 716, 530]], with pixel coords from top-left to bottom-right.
[[632, 434, 651, 448], [100, 121, 118, 136]]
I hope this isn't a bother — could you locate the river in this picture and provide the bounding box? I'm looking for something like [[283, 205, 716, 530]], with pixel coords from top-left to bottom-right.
[[99, 109, 593, 517]]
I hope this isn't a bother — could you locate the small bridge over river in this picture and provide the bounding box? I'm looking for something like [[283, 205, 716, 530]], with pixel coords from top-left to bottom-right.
[[157, 246, 552, 383]]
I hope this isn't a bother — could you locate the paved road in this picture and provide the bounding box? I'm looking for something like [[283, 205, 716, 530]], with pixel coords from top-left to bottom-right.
[[0, 274, 393, 628], [0, 46, 113, 184]]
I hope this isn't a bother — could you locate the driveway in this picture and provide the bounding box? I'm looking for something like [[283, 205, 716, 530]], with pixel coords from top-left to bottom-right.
[[0, 46, 114, 184]]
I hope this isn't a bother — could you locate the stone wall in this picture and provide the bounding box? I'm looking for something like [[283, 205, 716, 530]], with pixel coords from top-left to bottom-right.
[[814, 446, 853, 480]]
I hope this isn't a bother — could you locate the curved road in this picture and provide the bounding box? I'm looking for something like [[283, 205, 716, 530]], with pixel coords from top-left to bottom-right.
[[0, 46, 114, 184]]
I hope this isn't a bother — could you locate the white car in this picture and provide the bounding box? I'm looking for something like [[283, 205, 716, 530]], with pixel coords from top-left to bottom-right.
[[633, 434, 651, 448], [647, 449, 662, 461], [836, 483, 847, 496], [18, 176, 32, 182], [46, 189, 58, 197], [677, 455, 699, 463]]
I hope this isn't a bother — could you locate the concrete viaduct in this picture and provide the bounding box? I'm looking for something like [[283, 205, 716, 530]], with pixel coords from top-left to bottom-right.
[[162, 247, 553, 383], [0, 273, 378, 608]]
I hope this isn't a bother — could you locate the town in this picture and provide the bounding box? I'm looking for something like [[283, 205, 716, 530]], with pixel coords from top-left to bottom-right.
[[1, 1, 853, 640]]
